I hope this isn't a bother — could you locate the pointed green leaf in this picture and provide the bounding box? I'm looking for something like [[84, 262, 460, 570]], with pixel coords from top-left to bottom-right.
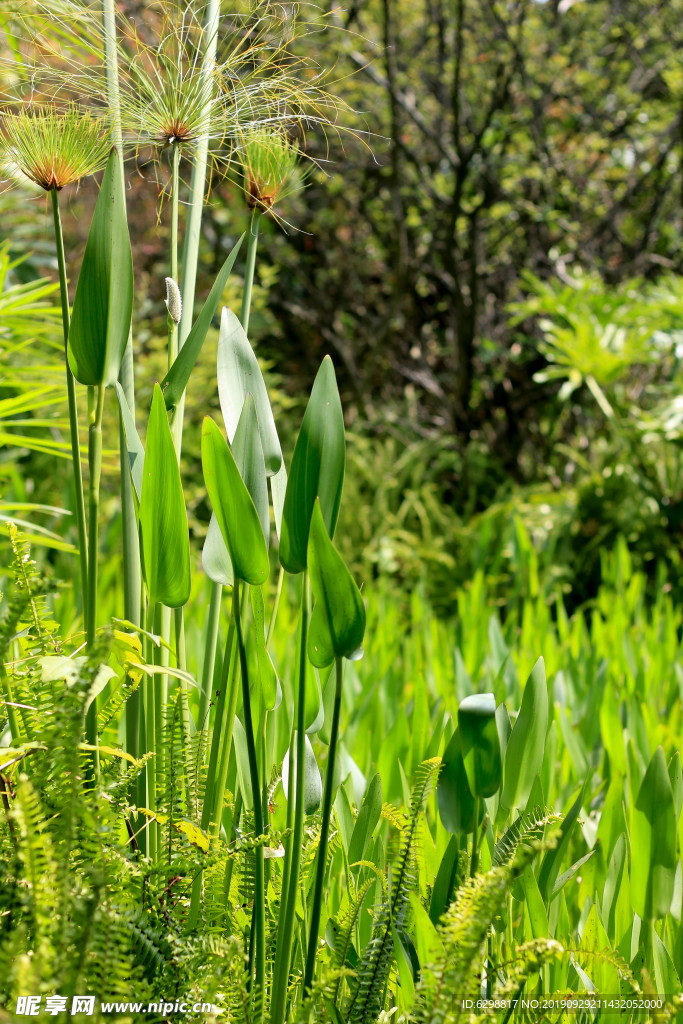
[[429, 836, 462, 923], [217, 307, 283, 475], [202, 396, 268, 585], [68, 149, 133, 386], [280, 356, 345, 574], [631, 746, 676, 920], [437, 728, 476, 833], [501, 657, 548, 813], [282, 733, 323, 815], [139, 384, 190, 608], [457, 693, 502, 799], [202, 513, 233, 587], [161, 235, 244, 409], [307, 500, 365, 667], [201, 416, 269, 585], [270, 461, 287, 540], [348, 774, 383, 864], [232, 394, 269, 546]]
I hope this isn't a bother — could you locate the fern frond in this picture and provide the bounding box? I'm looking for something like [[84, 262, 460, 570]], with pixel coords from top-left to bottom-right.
[[493, 807, 562, 866], [410, 839, 548, 1024], [347, 757, 441, 1024]]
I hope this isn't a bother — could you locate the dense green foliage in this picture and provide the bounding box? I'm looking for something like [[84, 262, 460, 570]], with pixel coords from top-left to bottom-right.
[[2, 1, 683, 1022]]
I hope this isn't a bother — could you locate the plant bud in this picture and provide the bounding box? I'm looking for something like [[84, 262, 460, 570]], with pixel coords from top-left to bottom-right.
[[165, 277, 182, 324]]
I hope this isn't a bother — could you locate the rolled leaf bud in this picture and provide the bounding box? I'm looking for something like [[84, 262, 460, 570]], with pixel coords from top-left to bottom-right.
[[165, 277, 182, 324]]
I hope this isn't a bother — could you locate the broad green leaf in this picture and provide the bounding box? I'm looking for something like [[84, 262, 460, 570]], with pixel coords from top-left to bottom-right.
[[40, 655, 116, 712], [348, 774, 383, 864], [232, 394, 269, 546], [307, 500, 365, 667], [437, 728, 476, 833], [270, 461, 287, 540], [520, 866, 548, 938], [202, 396, 268, 585], [202, 513, 232, 587], [429, 835, 462, 923], [457, 693, 502, 799], [161, 235, 244, 409], [115, 381, 144, 501], [201, 416, 269, 586], [233, 715, 253, 810], [653, 928, 681, 994], [669, 750, 683, 823], [280, 356, 345, 574], [282, 733, 323, 814], [602, 834, 627, 942], [217, 307, 283, 474], [68, 149, 133, 386], [501, 657, 548, 813], [305, 659, 324, 734], [140, 384, 191, 608], [391, 924, 415, 1002], [631, 746, 676, 920]]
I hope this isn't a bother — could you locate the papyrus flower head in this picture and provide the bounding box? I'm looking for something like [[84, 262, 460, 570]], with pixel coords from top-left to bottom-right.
[[239, 129, 304, 211], [1, 104, 110, 191]]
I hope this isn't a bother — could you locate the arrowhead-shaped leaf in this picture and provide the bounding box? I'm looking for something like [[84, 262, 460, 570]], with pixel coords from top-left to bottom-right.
[[232, 394, 269, 547], [202, 395, 269, 585], [280, 356, 345, 574], [307, 500, 365, 667], [458, 693, 502, 799], [631, 746, 676, 920], [500, 657, 548, 813], [68, 149, 133, 386], [217, 307, 283, 475], [139, 384, 191, 608], [201, 415, 269, 585], [437, 728, 476, 833]]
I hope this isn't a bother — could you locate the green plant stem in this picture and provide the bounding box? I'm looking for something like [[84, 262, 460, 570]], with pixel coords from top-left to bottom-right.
[[470, 795, 481, 877], [175, 0, 220, 459], [169, 142, 183, 455], [102, 0, 142, 755], [188, 620, 235, 929], [266, 567, 284, 647], [304, 656, 343, 992], [174, 606, 191, 747], [233, 582, 265, 1021], [145, 601, 158, 860], [0, 667, 21, 743], [84, 383, 105, 780], [198, 582, 223, 731], [209, 645, 240, 838], [271, 573, 309, 1024], [86, 384, 105, 650], [50, 189, 88, 628], [155, 604, 170, 788], [223, 790, 242, 904], [241, 209, 260, 333]]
